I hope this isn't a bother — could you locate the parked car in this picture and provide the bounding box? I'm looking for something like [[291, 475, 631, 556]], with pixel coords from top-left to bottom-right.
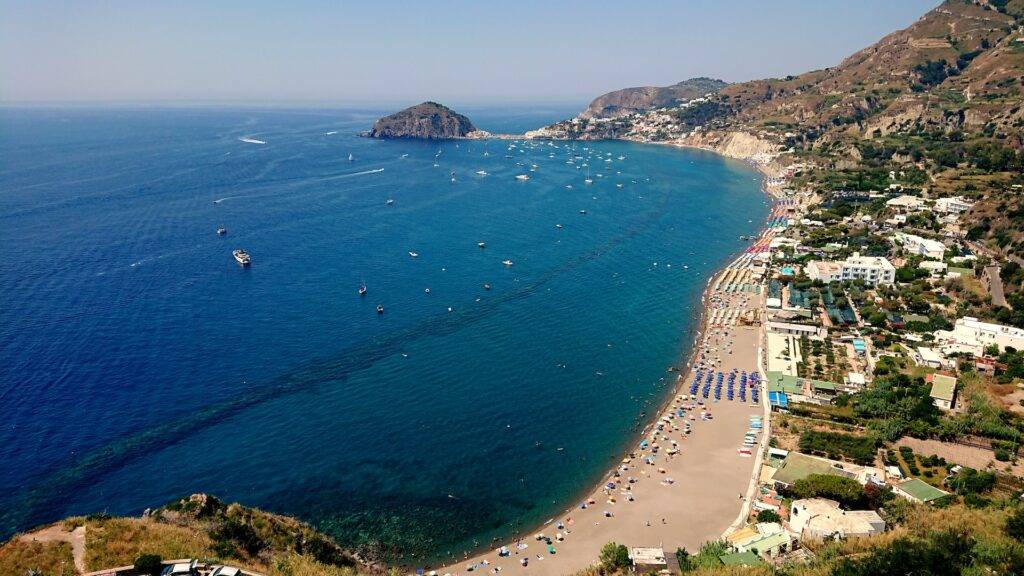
[[209, 566, 241, 576], [160, 561, 198, 576]]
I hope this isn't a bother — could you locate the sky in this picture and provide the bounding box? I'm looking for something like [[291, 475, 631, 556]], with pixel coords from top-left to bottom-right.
[[1, 0, 941, 105]]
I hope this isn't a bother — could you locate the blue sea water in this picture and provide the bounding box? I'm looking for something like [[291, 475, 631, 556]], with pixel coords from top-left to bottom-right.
[[0, 106, 767, 562]]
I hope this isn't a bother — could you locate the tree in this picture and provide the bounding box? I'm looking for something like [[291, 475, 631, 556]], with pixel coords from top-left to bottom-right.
[[756, 509, 781, 523], [134, 554, 163, 576], [599, 542, 630, 571], [947, 467, 996, 496], [675, 548, 691, 572]]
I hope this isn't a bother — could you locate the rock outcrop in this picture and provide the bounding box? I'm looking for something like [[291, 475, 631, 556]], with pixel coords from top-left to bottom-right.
[[367, 102, 477, 139]]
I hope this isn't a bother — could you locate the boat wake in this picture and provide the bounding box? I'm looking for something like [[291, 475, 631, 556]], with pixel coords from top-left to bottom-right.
[[212, 195, 245, 204], [238, 137, 267, 145]]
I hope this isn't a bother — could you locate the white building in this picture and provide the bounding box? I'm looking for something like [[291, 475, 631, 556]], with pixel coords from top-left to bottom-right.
[[893, 233, 946, 260], [919, 260, 948, 277], [934, 196, 973, 215], [934, 317, 1024, 357], [916, 346, 946, 369], [886, 194, 926, 212], [807, 254, 895, 286], [806, 260, 843, 283], [789, 498, 886, 541], [840, 253, 896, 285]]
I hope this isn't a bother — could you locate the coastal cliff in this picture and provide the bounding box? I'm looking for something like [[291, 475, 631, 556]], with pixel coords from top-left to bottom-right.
[[367, 102, 481, 139]]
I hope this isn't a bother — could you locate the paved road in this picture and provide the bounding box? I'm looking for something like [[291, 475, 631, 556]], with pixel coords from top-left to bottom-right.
[[984, 265, 1009, 308]]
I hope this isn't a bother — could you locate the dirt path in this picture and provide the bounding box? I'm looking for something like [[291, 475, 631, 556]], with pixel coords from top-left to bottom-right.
[[19, 524, 87, 573]]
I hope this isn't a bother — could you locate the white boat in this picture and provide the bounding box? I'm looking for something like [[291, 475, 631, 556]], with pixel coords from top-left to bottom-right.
[[348, 153, 354, 162], [515, 174, 530, 181], [359, 283, 367, 296], [216, 226, 227, 236], [476, 170, 488, 176], [555, 224, 563, 229], [401, 153, 409, 158], [232, 249, 251, 266], [579, 209, 587, 214], [408, 251, 419, 258], [386, 198, 395, 206], [502, 259, 514, 266], [239, 137, 266, 145], [478, 242, 486, 248]]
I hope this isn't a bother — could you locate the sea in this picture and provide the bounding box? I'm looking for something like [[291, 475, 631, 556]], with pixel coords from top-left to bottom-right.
[[0, 105, 768, 563]]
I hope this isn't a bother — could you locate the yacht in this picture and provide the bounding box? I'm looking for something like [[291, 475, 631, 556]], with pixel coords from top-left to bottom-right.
[[232, 249, 251, 266], [359, 283, 367, 296], [579, 209, 587, 214], [386, 198, 395, 206], [483, 283, 492, 290], [476, 170, 488, 176], [478, 242, 486, 248], [515, 174, 530, 181], [555, 223, 563, 229], [502, 259, 514, 266], [408, 251, 419, 258], [216, 226, 227, 236], [376, 304, 384, 314]]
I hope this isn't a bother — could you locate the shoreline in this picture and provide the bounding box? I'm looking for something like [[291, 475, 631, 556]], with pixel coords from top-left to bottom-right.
[[428, 137, 779, 575]]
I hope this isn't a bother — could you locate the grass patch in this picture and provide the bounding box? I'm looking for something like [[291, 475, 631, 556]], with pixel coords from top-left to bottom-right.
[[0, 540, 75, 576], [84, 518, 214, 571]]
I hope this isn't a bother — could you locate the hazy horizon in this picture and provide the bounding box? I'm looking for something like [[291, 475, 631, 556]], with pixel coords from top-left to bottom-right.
[[3, 0, 939, 105]]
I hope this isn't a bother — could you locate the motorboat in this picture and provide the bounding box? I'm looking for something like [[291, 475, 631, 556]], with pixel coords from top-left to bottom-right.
[[232, 249, 251, 266]]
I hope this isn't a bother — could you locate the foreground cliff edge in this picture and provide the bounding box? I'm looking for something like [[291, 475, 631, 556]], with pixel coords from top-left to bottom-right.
[[365, 101, 488, 140], [0, 494, 380, 576]]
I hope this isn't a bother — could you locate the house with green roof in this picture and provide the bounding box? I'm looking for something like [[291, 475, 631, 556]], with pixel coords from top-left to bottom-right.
[[771, 451, 857, 489], [718, 550, 764, 567], [894, 478, 949, 504], [928, 374, 957, 411], [733, 531, 796, 559]]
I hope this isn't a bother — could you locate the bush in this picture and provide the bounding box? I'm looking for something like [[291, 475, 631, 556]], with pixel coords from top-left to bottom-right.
[[599, 542, 630, 571], [947, 467, 997, 496], [1007, 507, 1024, 542], [799, 429, 877, 464], [756, 509, 781, 523], [791, 474, 868, 509], [134, 554, 163, 576]]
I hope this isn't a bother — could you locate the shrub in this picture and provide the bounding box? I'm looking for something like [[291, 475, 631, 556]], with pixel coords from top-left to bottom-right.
[[599, 542, 630, 571], [134, 554, 163, 576], [791, 474, 868, 509], [1007, 507, 1024, 542], [756, 510, 781, 523]]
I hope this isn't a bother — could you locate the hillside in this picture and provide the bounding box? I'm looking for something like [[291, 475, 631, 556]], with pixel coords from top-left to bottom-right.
[[531, 0, 1024, 260], [580, 77, 728, 119]]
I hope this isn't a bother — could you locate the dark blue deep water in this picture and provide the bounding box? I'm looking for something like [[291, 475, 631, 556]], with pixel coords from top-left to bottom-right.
[[0, 106, 767, 561]]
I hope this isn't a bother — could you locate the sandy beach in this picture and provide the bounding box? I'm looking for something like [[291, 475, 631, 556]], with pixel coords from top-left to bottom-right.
[[433, 230, 771, 576]]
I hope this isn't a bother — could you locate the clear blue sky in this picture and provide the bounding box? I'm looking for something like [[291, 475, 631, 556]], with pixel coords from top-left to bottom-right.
[[1, 0, 940, 104]]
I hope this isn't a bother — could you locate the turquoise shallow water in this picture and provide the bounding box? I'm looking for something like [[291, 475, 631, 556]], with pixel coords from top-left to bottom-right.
[[0, 106, 767, 562]]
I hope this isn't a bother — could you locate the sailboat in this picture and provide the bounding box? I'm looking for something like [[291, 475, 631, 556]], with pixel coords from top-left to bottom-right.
[[348, 153, 354, 162], [584, 164, 593, 185]]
